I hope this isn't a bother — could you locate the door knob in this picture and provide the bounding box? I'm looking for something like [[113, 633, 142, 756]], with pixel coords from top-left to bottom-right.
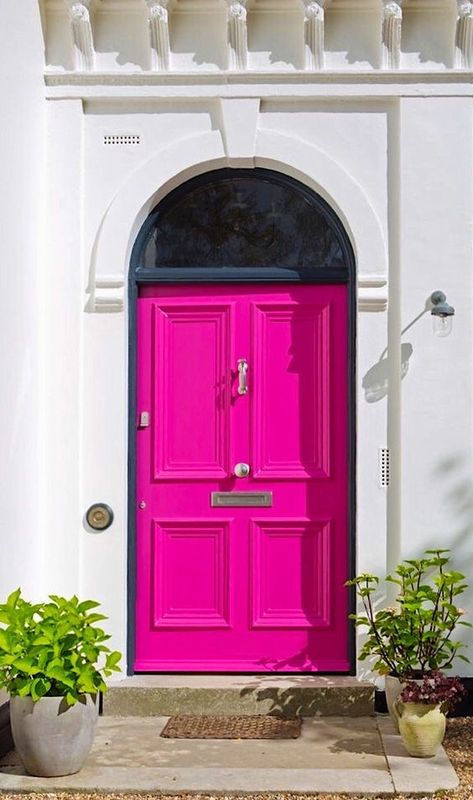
[[234, 462, 250, 478]]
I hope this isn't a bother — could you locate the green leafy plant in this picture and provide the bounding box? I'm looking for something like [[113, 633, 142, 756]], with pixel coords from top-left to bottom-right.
[[0, 589, 121, 705], [346, 549, 472, 677]]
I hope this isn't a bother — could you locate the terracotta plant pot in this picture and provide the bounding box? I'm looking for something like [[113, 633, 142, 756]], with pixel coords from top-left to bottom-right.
[[10, 694, 99, 777], [396, 701, 446, 758]]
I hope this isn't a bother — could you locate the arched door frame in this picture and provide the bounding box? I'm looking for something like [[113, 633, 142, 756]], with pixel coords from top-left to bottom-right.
[[127, 166, 357, 675]]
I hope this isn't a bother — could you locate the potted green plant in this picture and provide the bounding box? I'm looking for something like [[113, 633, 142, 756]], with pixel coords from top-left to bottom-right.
[[0, 589, 121, 777], [396, 671, 466, 758], [347, 549, 471, 728]]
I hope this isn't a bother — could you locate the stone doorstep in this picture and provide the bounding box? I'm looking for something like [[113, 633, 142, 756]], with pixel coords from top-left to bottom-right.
[[0, 715, 459, 794], [103, 675, 375, 718]]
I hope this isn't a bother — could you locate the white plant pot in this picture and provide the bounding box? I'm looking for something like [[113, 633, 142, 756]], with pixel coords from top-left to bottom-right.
[[10, 694, 99, 777]]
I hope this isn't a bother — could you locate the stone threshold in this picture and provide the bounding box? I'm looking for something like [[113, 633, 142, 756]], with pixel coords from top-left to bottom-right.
[[103, 675, 375, 718], [0, 715, 458, 794]]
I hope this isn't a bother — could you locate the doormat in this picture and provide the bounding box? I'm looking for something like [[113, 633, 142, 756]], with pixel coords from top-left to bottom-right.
[[160, 714, 301, 740]]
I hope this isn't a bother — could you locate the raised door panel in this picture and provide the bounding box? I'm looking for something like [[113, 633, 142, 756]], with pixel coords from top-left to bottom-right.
[[251, 302, 331, 479], [152, 302, 233, 479], [251, 519, 332, 629], [151, 519, 231, 629]]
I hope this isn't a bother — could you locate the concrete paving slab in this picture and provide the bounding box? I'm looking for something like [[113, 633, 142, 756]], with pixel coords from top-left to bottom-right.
[[0, 766, 396, 794], [377, 716, 459, 794], [0, 714, 458, 794]]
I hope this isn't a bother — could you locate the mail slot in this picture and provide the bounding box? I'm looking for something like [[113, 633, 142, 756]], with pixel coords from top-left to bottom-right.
[[211, 491, 273, 508]]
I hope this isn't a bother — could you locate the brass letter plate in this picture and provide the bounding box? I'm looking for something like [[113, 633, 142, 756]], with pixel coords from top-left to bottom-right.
[[211, 491, 273, 508]]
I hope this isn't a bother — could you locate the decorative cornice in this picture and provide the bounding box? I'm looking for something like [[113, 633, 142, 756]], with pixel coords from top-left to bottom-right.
[[226, 1, 248, 70], [64, 0, 95, 72], [145, 0, 171, 71], [43, 1, 473, 76], [382, 1, 403, 70]]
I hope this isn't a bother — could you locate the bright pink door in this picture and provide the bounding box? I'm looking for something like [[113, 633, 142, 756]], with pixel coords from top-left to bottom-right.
[[135, 284, 349, 672]]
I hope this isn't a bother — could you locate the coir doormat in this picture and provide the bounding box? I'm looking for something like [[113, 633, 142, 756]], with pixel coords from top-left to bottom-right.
[[160, 714, 301, 740]]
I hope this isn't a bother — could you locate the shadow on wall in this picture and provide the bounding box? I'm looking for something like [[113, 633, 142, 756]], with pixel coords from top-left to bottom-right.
[[362, 296, 436, 403], [432, 454, 473, 666], [362, 342, 413, 403]]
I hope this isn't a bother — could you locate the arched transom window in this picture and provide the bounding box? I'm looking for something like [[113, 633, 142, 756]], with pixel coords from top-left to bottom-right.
[[132, 168, 352, 281]]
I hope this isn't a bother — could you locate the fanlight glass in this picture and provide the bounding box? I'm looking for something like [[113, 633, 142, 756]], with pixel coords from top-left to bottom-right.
[[135, 170, 348, 273]]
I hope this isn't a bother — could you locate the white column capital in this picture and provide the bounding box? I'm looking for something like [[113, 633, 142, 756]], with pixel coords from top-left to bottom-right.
[[303, 0, 325, 20], [457, 1, 473, 18], [64, 0, 92, 22], [226, 1, 247, 21], [146, 0, 170, 20], [383, 1, 403, 19]]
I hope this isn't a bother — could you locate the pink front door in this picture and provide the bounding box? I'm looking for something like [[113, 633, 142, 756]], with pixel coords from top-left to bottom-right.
[[135, 283, 350, 672]]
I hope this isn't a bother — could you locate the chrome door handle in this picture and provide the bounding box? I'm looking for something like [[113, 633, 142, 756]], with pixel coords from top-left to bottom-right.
[[237, 358, 249, 395]]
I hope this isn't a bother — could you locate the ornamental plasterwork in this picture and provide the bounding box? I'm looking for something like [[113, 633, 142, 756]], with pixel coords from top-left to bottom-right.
[[52, 0, 473, 76], [382, 0, 403, 70], [226, 1, 248, 70], [456, 1, 473, 68], [64, 0, 94, 71], [302, 0, 327, 70], [145, 0, 171, 71]]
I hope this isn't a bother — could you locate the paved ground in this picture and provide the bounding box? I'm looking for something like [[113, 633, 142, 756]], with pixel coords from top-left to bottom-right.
[[0, 715, 458, 795]]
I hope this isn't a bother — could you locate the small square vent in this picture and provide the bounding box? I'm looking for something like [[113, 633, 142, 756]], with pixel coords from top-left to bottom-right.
[[103, 134, 141, 146], [379, 448, 390, 488]]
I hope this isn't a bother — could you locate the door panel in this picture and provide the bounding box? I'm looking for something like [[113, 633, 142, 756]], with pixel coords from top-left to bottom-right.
[[152, 519, 231, 629], [152, 303, 233, 478], [251, 302, 331, 479], [135, 284, 350, 672], [250, 519, 332, 629]]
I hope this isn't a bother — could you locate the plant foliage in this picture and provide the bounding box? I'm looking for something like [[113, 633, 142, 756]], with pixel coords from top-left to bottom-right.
[[346, 550, 471, 677], [399, 671, 466, 710], [0, 590, 121, 705]]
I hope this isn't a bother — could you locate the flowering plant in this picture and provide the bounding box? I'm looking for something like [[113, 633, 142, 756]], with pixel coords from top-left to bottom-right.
[[346, 549, 471, 677], [399, 671, 466, 711]]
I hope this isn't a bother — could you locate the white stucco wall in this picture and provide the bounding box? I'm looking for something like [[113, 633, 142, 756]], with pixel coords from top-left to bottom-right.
[[2, 0, 473, 676], [0, 1, 45, 598]]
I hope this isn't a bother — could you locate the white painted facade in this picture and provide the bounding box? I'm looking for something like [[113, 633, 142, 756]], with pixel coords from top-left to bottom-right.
[[1, 0, 473, 677]]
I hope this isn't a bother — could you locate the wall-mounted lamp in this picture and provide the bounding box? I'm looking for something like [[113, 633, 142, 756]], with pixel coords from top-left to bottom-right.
[[430, 291, 455, 338]]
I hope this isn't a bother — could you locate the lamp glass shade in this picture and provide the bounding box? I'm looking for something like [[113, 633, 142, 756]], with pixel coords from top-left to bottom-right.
[[432, 314, 453, 338]]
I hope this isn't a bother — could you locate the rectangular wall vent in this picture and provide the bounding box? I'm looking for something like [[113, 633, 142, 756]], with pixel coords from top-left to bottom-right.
[[379, 448, 390, 487], [103, 134, 141, 146]]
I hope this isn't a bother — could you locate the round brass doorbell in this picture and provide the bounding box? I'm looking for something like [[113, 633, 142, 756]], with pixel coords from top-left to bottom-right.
[[86, 503, 114, 531]]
